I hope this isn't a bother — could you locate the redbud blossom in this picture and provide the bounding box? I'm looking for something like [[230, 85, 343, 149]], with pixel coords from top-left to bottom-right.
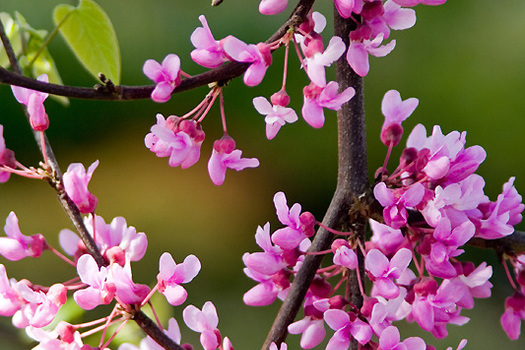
[[0, 212, 46, 261], [157, 253, 201, 306], [365, 248, 412, 299], [269, 342, 288, 350], [11, 74, 50, 131], [110, 262, 150, 305], [0, 264, 21, 316], [222, 36, 272, 86], [379, 325, 426, 350], [324, 309, 373, 346], [207, 136, 259, 186], [183, 301, 221, 350], [380, 89, 419, 146], [302, 81, 355, 129], [501, 291, 525, 340], [259, 0, 288, 15], [73, 254, 116, 310], [63, 161, 99, 214], [253, 96, 298, 140], [334, 0, 364, 18], [0, 125, 16, 183], [346, 33, 396, 77], [190, 15, 228, 68], [143, 54, 181, 103], [304, 36, 346, 87], [12, 282, 67, 328], [119, 317, 182, 350]]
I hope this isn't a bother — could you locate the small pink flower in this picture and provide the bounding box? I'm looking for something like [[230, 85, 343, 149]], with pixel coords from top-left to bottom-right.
[[0, 264, 22, 316], [379, 325, 426, 350], [302, 81, 355, 128], [0, 212, 46, 261], [12, 282, 67, 328], [157, 253, 201, 306], [222, 36, 272, 86], [190, 15, 228, 68], [110, 262, 150, 305], [143, 54, 181, 103], [63, 160, 99, 214], [11, 74, 49, 131], [501, 291, 525, 340], [253, 96, 298, 139], [183, 301, 220, 350], [365, 248, 412, 299], [207, 136, 259, 185], [73, 254, 116, 310], [259, 0, 289, 15], [304, 36, 346, 87], [0, 125, 16, 183], [380, 89, 419, 146], [346, 33, 396, 77], [324, 309, 373, 347], [334, 0, 364, 18]]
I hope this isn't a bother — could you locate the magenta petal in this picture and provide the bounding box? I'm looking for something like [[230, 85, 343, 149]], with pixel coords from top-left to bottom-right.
[[244, 62, 268, 86], [162, 54, 181, 81], [350, 319, 372, 345], [365, 249, 390, 277], [243, 282, 278, 306], [151, 82, 175, 103], [259, 0, 289, 15], [73, 288, 103, 310], [324, 309, 350, 330], [380, 326, 400, 349], [272, 227, 304, 249], [301, 320, 326, 349], [346, 42, 369, 77], [207, 150, 227, 185], [143, 59, 163, 82], [501, 309, 521, 340]]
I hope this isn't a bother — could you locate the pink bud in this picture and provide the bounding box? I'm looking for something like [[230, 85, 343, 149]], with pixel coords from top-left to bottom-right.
[[270, 90, 290, 107], [303, 35, 324, 58], [329, 295, 349, 310], [413, 277, 438, 296], [380, 123, 404, 146], [55, 321, 77, 343], [361, 1, 385, 20], [213, 135, 236, 154], [310, 277, 331, 298], [299, 212, 316, 237], [166, 115, 182, 132], [256, 43, 273, 66]]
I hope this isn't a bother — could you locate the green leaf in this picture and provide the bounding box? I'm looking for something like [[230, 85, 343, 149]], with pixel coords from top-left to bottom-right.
[[0, 12, 22, 68], [14, 12, 70, 106], [53, 0, 120, 84]]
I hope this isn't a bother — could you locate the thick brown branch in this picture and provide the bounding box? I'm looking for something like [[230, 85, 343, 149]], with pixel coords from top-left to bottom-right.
[[468, 231, 525, 256], [261, 7, 367, 350], [0, 0, 315, 101]]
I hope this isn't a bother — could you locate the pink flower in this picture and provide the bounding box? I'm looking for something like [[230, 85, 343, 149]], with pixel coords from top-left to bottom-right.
[[501, 291, 525, 340], [269, 342, 288, 350], [368, 219, 409, 255], [110, 262, 150, 305], [243, 223, 287, 276], [0, 125, 16, 183], [143, 54, 181, 103], [11, 74, 49, 131], [145, 114, 204, 169], [190, 15, 228, 68], [335, 0, 364, 18], [374, 182, 425, 229], [304, 36, 346, 87], [0, 212, 46, 261], [380, 89, 419, 146], [157, 253, 201, 306], [378, 325, 426, 350], [324, 309, 373, 347], [253, 96, 298, 140], [63, 161, 99, 214], [207, 136, 259, 185], [0, 264, 22, 316], [73, 254, 115, 310], [26, 325, 86, 350], [259, 0, 288, 15], [12, 282, 67, 328], [346, 33, 396, 77], [222, 36, 272, 86], [365, 248, 412, 299], [332, 239, 358, 269], [183, 301, 220, 350], [302, 81, 355, 128], [288, 315, 326, 349], [59, 214, 148, 264]]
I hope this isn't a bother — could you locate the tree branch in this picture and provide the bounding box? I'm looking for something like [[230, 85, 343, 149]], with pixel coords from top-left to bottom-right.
[[0, 0, 316, 101], [261, 7, 367, 350]]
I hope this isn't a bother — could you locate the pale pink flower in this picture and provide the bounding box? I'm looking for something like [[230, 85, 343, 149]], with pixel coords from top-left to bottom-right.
[[73, 254, 115, 310], [145, 114, 204, 169], [0, 125, 16, 183], [253, 96, 298, 139], [302, 81, 355, 128], [346, 33, 396, 77], [501, 291, 525, 340], [288, 316, 325, 349], [63, 160, 99, 214], [332, 239, 358, 269], [12, 282, 66, 328], [335, 0, 364, 18], [0, 212, 46, 261], [365, 248, 412, 299], [222, 36, 272, 86], [243, 223, 287, 276], [379, 325, 426, 350], [143, 54, 181, 103], [26, 325, 85, 350], [304, 36, 346, 87], [269, 342, 288, 350], [183, 301, 220, 350], [110, 262, 150, 305], [207, 136, 259, 185], [0, 264, 22, 316], [380, 89, 419, 146], [259, 0, 289, 15], [190, 15, 228, 68], [324, 309, 373, 347], [157, 253, 201, 306], [374, 182, 425, 229], [11, 74, 49, 131]]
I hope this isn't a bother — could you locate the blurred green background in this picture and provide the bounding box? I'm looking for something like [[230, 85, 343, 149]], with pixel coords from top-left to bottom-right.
[[1, 0, 525, 349]]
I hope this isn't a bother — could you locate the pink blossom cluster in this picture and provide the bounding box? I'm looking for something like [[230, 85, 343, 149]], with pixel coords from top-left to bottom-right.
[[243, 90, 524, 349]]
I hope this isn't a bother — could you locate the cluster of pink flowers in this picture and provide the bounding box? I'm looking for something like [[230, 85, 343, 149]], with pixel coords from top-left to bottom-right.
[[243, 89, 524, 349]]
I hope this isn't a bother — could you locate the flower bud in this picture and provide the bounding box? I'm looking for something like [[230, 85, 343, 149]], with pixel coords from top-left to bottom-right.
[[361, 1, 384, 20], [270, 90, 290, 107], [256, 42, 273, 66], [213, 135, 236, 154], [165, 115, 182, 132]]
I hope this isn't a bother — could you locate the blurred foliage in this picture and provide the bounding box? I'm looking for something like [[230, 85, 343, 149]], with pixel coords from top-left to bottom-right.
[[0, 0, 524, 349]]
